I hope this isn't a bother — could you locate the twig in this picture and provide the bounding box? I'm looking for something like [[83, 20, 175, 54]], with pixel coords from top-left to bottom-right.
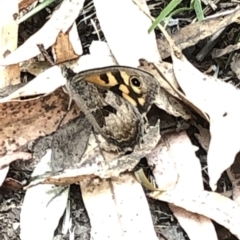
[[37, 44, 55, 66]]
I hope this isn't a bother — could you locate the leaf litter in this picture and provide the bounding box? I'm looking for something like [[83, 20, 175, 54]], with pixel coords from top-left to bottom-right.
[[1, 0, 240, 240]]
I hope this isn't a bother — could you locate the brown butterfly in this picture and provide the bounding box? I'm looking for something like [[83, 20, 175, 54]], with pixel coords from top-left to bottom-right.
[[64, 66, 161, 154]]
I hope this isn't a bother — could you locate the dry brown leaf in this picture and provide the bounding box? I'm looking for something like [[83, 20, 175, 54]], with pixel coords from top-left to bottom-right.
[[52, 24, 81, 64], [0, 88, 80, 158], [19, 0, 38, 11], [1, 177, 23, 191]]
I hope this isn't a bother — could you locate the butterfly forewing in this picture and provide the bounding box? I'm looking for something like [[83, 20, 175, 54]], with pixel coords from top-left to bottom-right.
[[76, 66, 161, 114]]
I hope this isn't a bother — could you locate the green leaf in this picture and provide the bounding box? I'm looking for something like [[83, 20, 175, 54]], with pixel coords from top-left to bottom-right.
[[134, 168, 160, 191], [193, 0, 204, 21], [18, 0, 57, 24], [163, 7, 192, 27], [148, 0, 183, 33]]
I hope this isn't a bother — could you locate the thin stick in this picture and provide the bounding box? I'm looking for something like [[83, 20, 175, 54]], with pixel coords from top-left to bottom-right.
[[37, 44, 55, 66]]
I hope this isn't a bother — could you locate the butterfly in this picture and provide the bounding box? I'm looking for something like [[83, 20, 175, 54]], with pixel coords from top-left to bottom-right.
[[63, 66, 161, 154]]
